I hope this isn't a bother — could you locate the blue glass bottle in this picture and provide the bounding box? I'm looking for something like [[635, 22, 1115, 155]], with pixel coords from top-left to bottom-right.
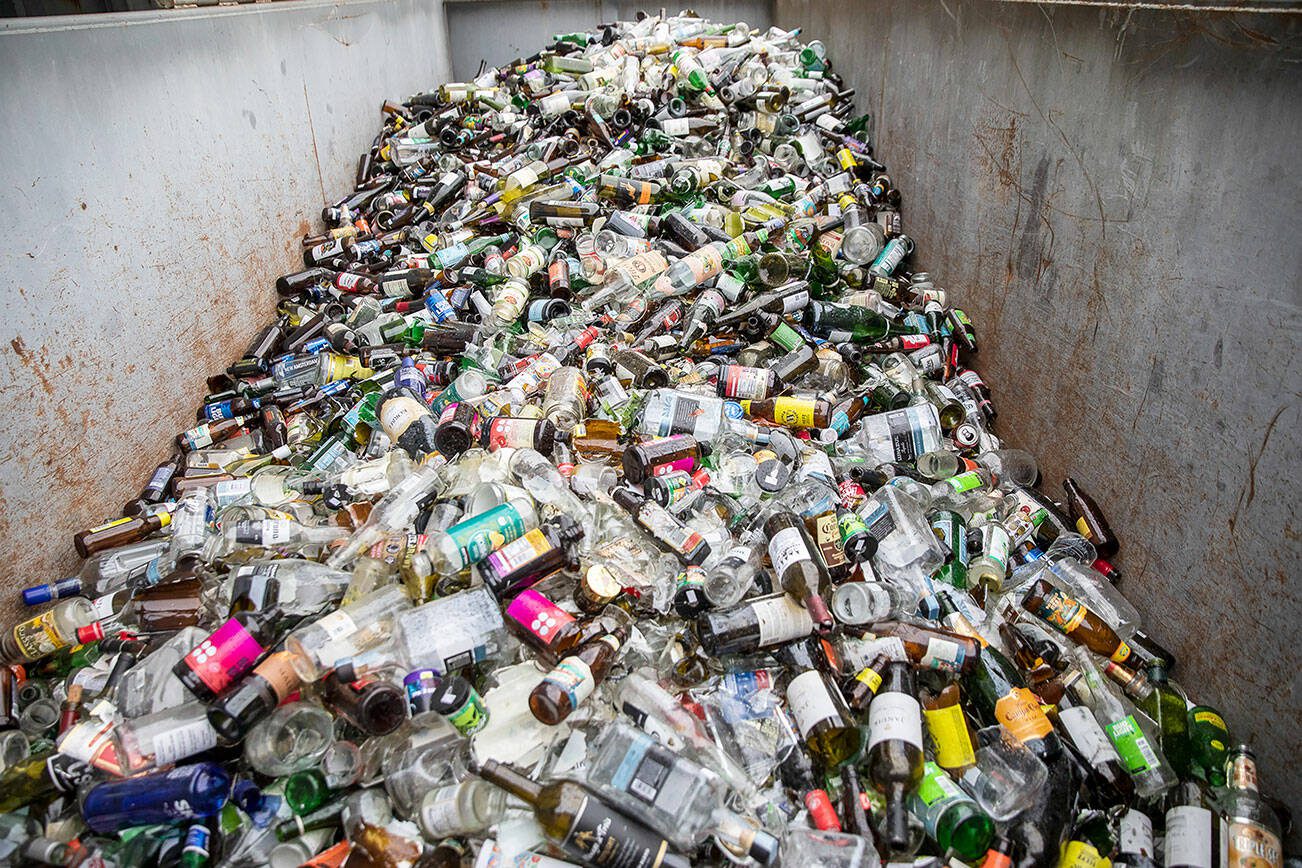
[[80, 762, 231, 834]]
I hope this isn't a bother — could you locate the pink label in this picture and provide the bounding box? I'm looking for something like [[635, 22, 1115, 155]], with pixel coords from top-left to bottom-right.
[[505, 590, 575, 649], [182, 618, 265, 694], [651, 456, 696, 477]]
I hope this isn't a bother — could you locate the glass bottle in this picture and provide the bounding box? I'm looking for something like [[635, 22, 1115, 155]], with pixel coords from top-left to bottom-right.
[[529, 626, 627, 725], [865, 659, 925, 854], [80, 762, 231, 834], [695, 592, 815, 656], [1163, 781, 1223, 868], [764, 510, 834, 633], [786, 669, 862, 770], [1020, 578, 1134, 665], [2, 598, 99, 663], [475, 759, 690, 868], [1220, 746, 1283, 868], [908, 761, 995, 861]]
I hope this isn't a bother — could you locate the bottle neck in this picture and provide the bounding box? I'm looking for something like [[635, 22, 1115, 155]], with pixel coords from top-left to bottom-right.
[[1227, 754, 1259, 794], [477, 760, 544, 805]]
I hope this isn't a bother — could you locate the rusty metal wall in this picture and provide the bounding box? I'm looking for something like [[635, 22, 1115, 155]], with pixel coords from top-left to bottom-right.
[[775, 0, 1302, 806], [0, 0, 452, 623]]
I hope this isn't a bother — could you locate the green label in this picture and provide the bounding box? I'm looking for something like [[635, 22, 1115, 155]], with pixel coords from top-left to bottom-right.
[[447, 503, 527, 566], [769, 321, 804, 352], [916, 761, 962, 806], [944, 471, 984, 493], [1104, 715, 1157, 773]]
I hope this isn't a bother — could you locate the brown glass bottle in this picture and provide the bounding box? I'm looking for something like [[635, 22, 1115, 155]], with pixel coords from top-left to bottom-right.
[[94, 577, 204, 633], [1020, 578, 1133, 664], [742, 395, 832, 429], [868, 620, 982, 675], [322, 671, 406, 736], [621, 434, 701, 484], [529, 626, 627, 725], [1062, 477, 1119, 558], [475, 759, 689, 868], [564, 418, 623, 462], [74, 512, 171, 559]]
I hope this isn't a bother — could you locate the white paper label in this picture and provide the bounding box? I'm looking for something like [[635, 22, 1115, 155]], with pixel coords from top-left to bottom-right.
[[786, 670, 840, 738], [753, 594, 815, 646], [313, 609, 356, 641], [919, 638, 963, 671], [867, 691, 923, 751], [1119, 809, 1154, 857], [768, 526, 810, 578], [1166, 806, 1214, 868], [152, 717, 219, 766], [1058, 706, 1121, 765], [261, 520, 294, 545]]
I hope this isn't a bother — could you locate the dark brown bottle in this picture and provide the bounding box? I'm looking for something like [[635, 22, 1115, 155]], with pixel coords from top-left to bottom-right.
[[93, 577, 204, 633], [322, 671, 406, 736], [1020, 578, 1133, 665], [529, 625, 627, 725], [74, 512, 170, 559], [869, 620, 982, 675], [865, 660, 925, 854], [122, 455, 182, 517], [1062, 477, 1119, 558], [621, 434, 700, 484]]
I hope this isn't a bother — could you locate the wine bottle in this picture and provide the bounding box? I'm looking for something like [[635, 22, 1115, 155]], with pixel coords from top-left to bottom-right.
[[695, 592, 815, 656], [785, 669, 862, 770], [865, 659, 924, 854], [474, 759, 690, 868], [764, 511, 834, 633]]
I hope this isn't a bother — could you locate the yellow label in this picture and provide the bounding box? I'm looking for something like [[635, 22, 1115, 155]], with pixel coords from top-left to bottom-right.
[[771, 396, 817, 428], [995, 687, 1054, 743], [1074, 516, 1094, 539], [1060, 841, 1111, 868], [86, 516, 133, 534], [923, 702, 976, 770], [854, 667, 882, 693], [1109, 641, 1132, 664], [1194, 710, 1227, 728]]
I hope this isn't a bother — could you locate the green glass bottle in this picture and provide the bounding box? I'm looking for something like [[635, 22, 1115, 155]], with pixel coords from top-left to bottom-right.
[[1135, 661, 1192, 780], [1185, 704, 1230, 786], [907, 761, 994, 861]]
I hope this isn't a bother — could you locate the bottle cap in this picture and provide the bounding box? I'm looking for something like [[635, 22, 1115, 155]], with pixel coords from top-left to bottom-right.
[[22, 577, 80, 607], [76, 622, 105, 644]]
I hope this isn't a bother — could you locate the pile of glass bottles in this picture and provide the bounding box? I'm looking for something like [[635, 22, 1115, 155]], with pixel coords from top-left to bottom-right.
[[0, 12, 1289, 868]]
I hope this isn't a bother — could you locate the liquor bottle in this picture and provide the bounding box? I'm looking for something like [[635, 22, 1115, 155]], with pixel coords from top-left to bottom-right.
[[1020, 578, 1134, 664], [621, 435, 701, 484], [1220, 746, 1283, 868], [1163, 781, 1223, 868], [612, 488, 711, 566], [1065, 648, 1176, 797], [206, 650, 301, 743], [479, 518, 585, 598], [908, 761, 995, 861], [474, 759, 691, 868], [1063, 477, 1119, 558], [786, 669, 862, 770], [3, 598, 100, 663], [321, 671, 407, 736], [1052, 691, 1135, 805], [90, 577, 205, 634], [865, 659, 925, 853], [173, 609, 288, 701], [868, 621, 982, 675], [425, 498, 540, 575], [63, 699, 219, 777], [73, 511, 171, 558], [529, 625, 627, 725], [764, 511, 834, 633], [921, 683, 977, 773], [285, 583, 412, 681], [418, 779, 506, 840], [962, 634, 1062, 761], [585, 722, 779, 864], [20, 538, 171, 605], [80, 762, 231, 834]]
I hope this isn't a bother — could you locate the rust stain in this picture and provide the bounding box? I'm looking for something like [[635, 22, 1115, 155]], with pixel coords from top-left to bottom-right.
[[9, 336, 55, 396]]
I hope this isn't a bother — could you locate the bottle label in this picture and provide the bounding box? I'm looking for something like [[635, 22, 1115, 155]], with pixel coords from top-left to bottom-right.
[[182, 618, 266, 694], [867, 691, 923, 751], [485, 417, 540, 450], [254, 651, 301, 700], [635, 501, 704, 560], [1057, 706, 1121, 766], [543, 656, 595, 710], [1118, 808, 1154, 856], [313, 609, 357, 641], [813, 512, 847, 568], [85, 516, 135, 535], [915, 761, 964, 809], [786, 670, 841, 738], [923, 703, 976, 769], [11, 609, 70, 660], [944, 470, 985, 494], [1033, 586, 1086, 634], [447, 503, 529, 566], [1104, 715, 1161, 773], [152, 716, 219, 766], [805, 789, 841, 831], [1227, 821, 1282, 868], [560, 795, 670, 868], [721, 366, 770, 400], [488, 529, 554, 580], [505, 588, 575, 649], [421, 784, 471, 836], [994, 687, 1054, 743], [609, 731, 673, 805], [1166, 806, 1214, 868], [768, 526, 811, 577], [854, 666, 883, 694], [1061, 841, 1110, 868], [443, 691, 489, 735], [918, 637, 965, 672], [768, 397, 817, 428], [753, 594, 815, 646], [380, 396, 429, 439]]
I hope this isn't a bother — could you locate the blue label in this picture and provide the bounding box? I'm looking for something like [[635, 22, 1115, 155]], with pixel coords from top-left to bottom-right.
[[204, 400, 234, 422], [303, 337, 330, 355], [722, 400, 744, 420], [610, 732, 654, 793]]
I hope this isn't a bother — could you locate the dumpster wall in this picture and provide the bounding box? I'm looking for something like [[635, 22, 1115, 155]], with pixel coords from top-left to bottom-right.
[[0, 0, 452, 620], [776, 0, 1302, 804]]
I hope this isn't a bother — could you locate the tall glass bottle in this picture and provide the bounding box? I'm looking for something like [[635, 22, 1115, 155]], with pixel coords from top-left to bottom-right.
[[1220, 746, 1283, 868], [865, 659, 924, 854]]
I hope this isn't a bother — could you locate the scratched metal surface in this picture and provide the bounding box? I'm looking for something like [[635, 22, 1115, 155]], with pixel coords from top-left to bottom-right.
[[0, 0, 452, 623], [777, 0, 1302, 809]]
